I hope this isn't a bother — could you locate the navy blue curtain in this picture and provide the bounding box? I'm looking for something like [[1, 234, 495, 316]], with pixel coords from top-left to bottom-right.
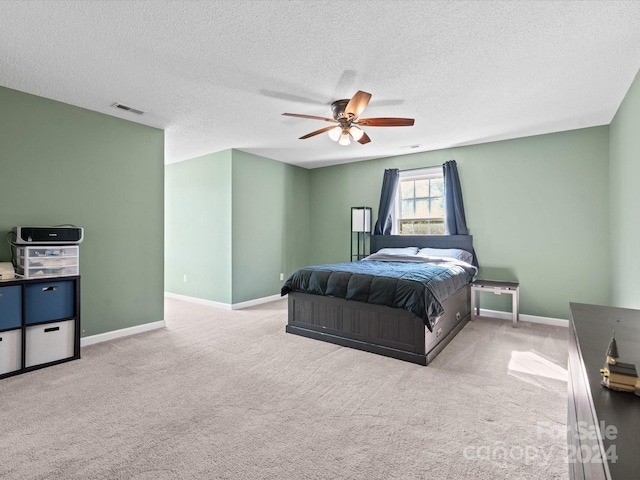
[[443, 160, 468, 235], [443, 160, 478, 267], [373, 168, 400, 235]]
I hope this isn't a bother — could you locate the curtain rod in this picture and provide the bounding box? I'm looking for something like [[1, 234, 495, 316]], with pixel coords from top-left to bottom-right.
[[399, 164, 444, 173]]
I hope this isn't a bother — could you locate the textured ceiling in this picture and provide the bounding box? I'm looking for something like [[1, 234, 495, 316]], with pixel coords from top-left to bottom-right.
[[1, 1, 640, 169]]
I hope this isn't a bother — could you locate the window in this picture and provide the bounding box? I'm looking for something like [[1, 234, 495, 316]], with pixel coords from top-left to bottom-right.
[[393, 167, 445, 235]]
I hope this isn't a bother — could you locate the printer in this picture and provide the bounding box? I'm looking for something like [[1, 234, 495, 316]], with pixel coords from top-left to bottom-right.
[[12, 226, 84, 245]]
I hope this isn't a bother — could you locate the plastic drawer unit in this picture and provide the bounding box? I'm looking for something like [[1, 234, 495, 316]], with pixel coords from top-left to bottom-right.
[[13, 245, 79, 279], [24, 280, 75, 325], [0, 285, 22, 330]]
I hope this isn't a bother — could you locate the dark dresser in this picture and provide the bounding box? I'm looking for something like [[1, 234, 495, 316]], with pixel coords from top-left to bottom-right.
[[568, 303, 640, 479]]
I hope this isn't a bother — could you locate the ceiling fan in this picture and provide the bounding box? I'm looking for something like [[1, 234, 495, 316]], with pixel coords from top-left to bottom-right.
[[282, 90, 414, 146]]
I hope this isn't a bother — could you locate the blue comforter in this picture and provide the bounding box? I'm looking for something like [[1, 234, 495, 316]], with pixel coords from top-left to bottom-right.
[[281, 259, 475, 331]]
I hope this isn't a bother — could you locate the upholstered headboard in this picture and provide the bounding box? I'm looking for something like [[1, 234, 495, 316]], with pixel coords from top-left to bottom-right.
[[370, 235, 477, 267]]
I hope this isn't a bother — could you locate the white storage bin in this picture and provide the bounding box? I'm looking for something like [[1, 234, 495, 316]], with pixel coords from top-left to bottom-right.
[[0, 329, 22, 375], [25, 319, 75, 368], [13, 245, 79, 279]]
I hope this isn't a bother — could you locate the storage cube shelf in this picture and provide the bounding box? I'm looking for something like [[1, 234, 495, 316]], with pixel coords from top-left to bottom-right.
[[0, 276, 80, 379], [12, 245, 79, 278]]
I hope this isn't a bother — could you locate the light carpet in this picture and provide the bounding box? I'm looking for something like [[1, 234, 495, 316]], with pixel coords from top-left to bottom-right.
[[0, 297, 569, 479]]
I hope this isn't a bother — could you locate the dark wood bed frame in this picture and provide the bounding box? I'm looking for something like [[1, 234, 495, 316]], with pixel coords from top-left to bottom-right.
[[285, 235, 475, 366]]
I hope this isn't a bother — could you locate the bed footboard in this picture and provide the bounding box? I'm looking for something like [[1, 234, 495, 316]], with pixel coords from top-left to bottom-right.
[[285, 285, 470, 366]]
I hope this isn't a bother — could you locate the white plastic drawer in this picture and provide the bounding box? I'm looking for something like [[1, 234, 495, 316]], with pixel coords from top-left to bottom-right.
[[20, 265, 78, 278], [0, 329, 22, 375], [14, 245, 79, 259], [22, 256, 78, 268], [25, 319, 75, 368], [26, 246, 78, 258]]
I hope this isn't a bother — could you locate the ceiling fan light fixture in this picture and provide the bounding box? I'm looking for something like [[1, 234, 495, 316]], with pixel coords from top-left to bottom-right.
[[328, 126, 341, 141], [283, 90, 414, 146], [338, 130, 351, 146], [349, 126, 364, 141]]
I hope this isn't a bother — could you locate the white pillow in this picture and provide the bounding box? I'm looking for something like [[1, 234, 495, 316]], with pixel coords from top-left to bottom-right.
[[374, 247, 419, 256], [417, 247, 474, 265]]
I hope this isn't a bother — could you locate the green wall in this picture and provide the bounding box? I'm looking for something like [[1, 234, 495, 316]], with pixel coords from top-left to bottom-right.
[[164, 69, 640, 320], [309, 127, 611, 320], [231, 151, 310, 304], [164, 149, 309, 305], [5, 73, 628, 338], [0, 86, 164, 337], [610, 68, 640, 309], [164, 150, 232, 303]]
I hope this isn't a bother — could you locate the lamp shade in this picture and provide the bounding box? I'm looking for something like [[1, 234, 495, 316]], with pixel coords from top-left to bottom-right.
[[351, 207, 372, 232], [328, 126, 341, 141], [349, 126, 364, 141]]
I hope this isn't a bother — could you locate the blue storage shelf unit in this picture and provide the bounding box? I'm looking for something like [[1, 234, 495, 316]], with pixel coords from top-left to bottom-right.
[[0, 276, 80, 379]]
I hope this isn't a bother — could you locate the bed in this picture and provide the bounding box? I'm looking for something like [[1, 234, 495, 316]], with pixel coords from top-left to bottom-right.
[[282, 234, 477, 365]]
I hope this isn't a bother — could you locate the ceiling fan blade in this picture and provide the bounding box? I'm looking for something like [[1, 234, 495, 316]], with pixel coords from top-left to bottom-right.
[[282, 113, 336, 123], [344, 90, 372, 119], [357, 132, 371, 145], [299, 125, 339, 139], [357, 117, 415, 127]]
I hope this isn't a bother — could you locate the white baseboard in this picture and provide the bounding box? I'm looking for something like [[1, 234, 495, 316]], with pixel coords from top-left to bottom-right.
[[231, 294, 282, 310], [164, 292, 232, 310], [81, 320, 166, 347], [164, 292, 567, 326], [78, 301, 564, 348], [479, 308, 568, 327], [163, 292, 282, 310]]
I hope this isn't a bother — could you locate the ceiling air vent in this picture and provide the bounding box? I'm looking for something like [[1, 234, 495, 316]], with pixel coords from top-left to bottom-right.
[[112, 103, 144, 115], [399, 144, 421, 151]]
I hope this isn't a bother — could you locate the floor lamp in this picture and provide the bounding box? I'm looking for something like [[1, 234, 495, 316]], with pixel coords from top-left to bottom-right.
[[351, 206, 372, 261]]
